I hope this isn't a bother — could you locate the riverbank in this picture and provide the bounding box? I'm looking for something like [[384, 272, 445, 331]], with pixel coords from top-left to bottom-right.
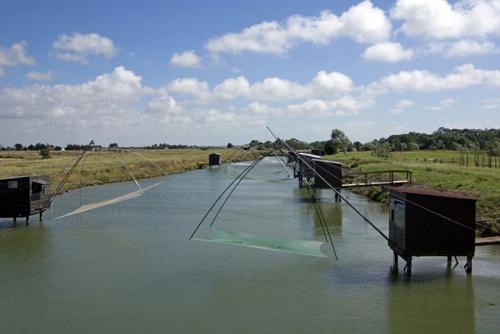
[[324, 150, 500, 236], [0, 148, 261, 193]]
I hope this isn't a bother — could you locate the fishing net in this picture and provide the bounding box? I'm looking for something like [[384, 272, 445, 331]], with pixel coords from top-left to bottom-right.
[[195, 228, 328, 258], [57, 181, 164, 219]]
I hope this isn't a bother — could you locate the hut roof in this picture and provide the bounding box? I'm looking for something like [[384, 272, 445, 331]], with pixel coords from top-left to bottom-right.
[[386, 186, 478, 201]]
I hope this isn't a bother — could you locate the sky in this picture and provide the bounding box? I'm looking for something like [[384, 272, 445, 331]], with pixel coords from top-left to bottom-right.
[[1, 0, 500, 147]]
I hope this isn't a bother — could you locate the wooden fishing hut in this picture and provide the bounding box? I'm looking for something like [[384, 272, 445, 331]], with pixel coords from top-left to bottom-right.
[[312, 159, 342, 201], [208, 153, 221, 167], [387, 186, 477, 276], [311, 149, 325, 156], [287, 150, 298, 164], [296, 153, 321, 187], [0, 176, 51, 225], [311, 148, 325, 157]]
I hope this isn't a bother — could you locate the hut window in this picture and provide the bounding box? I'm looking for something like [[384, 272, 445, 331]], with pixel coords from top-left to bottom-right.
[[7, 181, 18, 189], [32, 182, 43, 194]]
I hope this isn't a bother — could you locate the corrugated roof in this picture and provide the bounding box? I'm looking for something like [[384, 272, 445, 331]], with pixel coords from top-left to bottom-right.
[[386, 186, 478, 200]]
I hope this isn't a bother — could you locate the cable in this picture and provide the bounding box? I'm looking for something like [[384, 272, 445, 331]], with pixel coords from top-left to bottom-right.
[[188, 150, 273, 240]]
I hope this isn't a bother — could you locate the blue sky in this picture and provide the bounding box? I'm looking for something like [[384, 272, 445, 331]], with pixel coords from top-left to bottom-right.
[[1, 0, 499, 146]]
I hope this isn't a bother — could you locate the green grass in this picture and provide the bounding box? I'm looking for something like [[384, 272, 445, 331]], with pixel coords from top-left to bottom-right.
[[0, 148, 260, 193], [324, 150, 500, 235]]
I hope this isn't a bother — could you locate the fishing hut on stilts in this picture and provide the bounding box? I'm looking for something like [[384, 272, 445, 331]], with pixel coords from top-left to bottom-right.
[[208, 153, 221, 168], [0, 176, 51, 225]]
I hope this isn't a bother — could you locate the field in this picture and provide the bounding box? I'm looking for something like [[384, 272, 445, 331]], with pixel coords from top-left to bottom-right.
[[0, 148, 260, 193], [324, 150, 500, 235]]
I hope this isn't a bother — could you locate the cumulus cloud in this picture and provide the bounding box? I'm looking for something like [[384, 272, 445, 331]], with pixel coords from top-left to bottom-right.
[[362, 42, 413, 62], [0, 66, 149, 122], [213, 76, 250, 99], [26, 71, 54, 81], [391, 0, 500, 40], [389, 99, 414, 114], [311, 70, 353, 93], [53, 33, 118, 64], [426, 98, 458, 111], [167, 78, 211, 100], [374, 64, 500, 92], [206, 0, 391, 55], [424, 39, 498, 57], [0, 42, 35, 74], [169, 50, 202, 68]]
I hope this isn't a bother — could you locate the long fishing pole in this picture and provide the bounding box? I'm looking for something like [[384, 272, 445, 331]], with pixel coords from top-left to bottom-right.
[[209, 151, 275, 228], [282, 147, 338, 259], [188, 150, 273, 240], [267, 127, 391, 242]]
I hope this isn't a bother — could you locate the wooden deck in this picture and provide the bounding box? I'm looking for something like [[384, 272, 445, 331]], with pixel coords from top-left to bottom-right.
[[475, 236, 500, 246], [342, 180, 409, 188]]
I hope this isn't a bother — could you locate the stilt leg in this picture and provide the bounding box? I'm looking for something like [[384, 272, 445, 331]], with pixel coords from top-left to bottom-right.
[[39, 212, 43, 222], [391, 252, 399, 275], [25, 216, 29, 226], [465, 256, 473, 274], [13, 217, 17, 226], [405, 257, 412, 277]]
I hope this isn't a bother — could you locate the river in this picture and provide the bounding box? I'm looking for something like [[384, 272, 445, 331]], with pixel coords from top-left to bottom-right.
[[0, 158, 499, 333]]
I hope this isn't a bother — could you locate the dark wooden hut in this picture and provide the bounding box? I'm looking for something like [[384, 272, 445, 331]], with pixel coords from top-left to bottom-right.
[[311, 149, 325, 156], [296, 153, 321, 186], [387, 186, 477, 275], [287, 150, 298, 164], [208, 153, 222, 167], [312, 159, 342, 201], [0, 175, 51, 225]]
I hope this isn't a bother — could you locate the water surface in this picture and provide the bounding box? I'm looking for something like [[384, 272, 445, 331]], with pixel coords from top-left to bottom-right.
[[0, 158, 499, 333]]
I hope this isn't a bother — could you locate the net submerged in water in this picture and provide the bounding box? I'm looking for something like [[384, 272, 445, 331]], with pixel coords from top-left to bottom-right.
[[57, 182, 164, 219], [195, 228, 328, 258]]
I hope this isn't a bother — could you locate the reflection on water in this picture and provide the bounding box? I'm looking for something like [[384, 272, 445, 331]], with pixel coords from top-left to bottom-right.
[[0, 157, 499, 333]]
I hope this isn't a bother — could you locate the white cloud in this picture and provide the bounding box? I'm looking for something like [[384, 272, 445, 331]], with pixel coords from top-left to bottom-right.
[[167, 78, 211, 100], [311, 70, 353, 93], [0, 66, 149, 122], [26, 71, 54, 81], [0, 42, 35, 68], [206, 1, 391, 55], [391, 0, 500, 40], [362, 42, 413, 62], [250, 77, 310, 101], [389, 99, 414, 114], [426, 98, 458, 111], [285, 95, 373, 117], [169, 50, 202, 68], [480, 98, 500, 110], [213, 76, 250, 99], [247, 102, 281, 115], [424, 39, 498, 57], [53, 33, 118, 64], [375, 64, 500, 92]]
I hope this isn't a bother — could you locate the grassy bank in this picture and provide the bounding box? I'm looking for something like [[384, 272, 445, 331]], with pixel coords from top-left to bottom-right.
[[0, 148, 261, 193], [324, 150, 500, 235]]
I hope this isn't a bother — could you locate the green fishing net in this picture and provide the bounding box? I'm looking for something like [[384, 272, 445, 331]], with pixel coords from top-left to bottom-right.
[[196, 228, 328, 258]]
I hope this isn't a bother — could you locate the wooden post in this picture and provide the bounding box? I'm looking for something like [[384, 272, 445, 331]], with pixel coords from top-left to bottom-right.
[[39, 212, 43, 222], [13, 217, 17, 226], [465, 256, 472, 274], [392, 252, 399, 275], [405, 257, 412, 277], [25, 216, 29, 226]]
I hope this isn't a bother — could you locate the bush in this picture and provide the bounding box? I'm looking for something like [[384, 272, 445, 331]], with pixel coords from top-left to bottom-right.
[[40, 149, 51, 159]]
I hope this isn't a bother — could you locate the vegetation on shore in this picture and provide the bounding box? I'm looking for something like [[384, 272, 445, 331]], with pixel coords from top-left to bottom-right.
[[0, 148, 260, 193], [324, 150, 500, 235]]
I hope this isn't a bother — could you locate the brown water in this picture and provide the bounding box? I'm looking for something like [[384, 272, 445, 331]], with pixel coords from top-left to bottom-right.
[[0, 158, 499, 333]]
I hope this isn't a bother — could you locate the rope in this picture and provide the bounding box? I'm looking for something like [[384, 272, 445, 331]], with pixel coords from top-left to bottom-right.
[[267, 127, 391, 243], [188, 150, 273, 240], [114, 153, 143, 194], [209, 154, 271, 227]]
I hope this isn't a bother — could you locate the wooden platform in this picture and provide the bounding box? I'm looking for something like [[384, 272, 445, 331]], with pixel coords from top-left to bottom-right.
[[475, 236, 500, 246], [342, 180, 409, 188]]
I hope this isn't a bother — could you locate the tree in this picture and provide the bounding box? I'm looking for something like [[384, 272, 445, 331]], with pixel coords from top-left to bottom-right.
[[14, 143, 23, 151], [227, 142, 234, 148], [330, 129, 351, 154], [324, 141, 335, 155], [109, 143, 118, 148], [39, 149, 51, 159]]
